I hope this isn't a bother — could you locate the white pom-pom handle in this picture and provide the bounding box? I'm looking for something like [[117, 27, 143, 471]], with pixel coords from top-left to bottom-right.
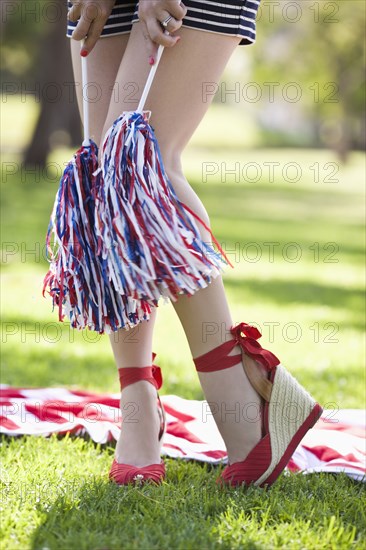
[[81, 42, 90, 146], [136, 44, 165, 114]]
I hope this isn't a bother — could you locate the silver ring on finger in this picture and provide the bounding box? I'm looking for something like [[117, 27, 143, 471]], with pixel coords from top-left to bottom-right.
[[161, 15, 174, 28]]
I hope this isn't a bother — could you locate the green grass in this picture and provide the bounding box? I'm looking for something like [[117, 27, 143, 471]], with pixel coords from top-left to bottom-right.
[[1, 98, 365, 548], [1, 436, 365, 550]]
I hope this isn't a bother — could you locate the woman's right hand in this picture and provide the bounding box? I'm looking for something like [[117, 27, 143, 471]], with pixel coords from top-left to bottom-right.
[[68, 0, 116, 56], [139, 1, 187, 64]]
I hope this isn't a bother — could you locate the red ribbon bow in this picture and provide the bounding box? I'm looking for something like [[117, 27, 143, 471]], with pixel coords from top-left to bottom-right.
[[151, 353, 163, 390], [230, 322, 280, 371], [151, 366, 163, 390], [232, 322, 262, 341]]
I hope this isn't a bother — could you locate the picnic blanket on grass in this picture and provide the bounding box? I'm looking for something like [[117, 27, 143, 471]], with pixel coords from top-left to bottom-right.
[[1, 386, 364, 481]]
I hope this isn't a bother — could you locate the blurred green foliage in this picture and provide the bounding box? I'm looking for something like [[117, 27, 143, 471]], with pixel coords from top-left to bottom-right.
[[0, 1, 365, 158], [1, 0, 52, 77], [249, 0, 365, 158]]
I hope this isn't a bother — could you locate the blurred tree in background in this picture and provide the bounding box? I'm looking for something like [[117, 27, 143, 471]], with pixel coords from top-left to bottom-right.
[[1, 0, 365, 164], [1, 0, 81, 165], [250, 0, 365, 162]]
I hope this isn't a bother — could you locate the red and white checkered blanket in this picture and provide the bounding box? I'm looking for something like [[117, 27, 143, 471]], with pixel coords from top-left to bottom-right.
[[1, 386, 365, 481]]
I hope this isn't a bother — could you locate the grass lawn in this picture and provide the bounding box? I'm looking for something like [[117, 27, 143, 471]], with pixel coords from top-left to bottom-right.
[[1, 100, 365, 548]]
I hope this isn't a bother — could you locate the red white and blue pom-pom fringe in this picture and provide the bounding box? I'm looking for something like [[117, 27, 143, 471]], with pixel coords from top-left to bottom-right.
[[43, 142, 151, 334], [96, 111, 231, 307], [43, 113, 231, 334]]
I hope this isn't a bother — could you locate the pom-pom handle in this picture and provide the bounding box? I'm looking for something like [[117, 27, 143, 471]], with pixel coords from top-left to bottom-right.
[[81, 41, 90, 146], [137, 43, 165, 113]]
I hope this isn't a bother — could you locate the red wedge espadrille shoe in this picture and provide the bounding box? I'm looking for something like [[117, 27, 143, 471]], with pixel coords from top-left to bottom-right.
[[109, 354, 166, 485], [194, 323, 323, 487]]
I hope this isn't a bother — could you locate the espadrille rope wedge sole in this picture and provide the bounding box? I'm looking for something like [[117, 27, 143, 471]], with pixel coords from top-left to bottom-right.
[[194, 322, 323, 487], [109, 355, 166, 485]]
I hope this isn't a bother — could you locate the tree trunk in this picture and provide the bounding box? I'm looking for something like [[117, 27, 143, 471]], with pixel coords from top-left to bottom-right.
[[24, 2, 81, 166]]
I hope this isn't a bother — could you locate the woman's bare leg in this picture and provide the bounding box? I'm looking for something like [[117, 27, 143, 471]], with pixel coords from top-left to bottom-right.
[[103, 24, 262, 467], [71, 32, 158, 362], [70, 34, 129, 145], [70, 33, 160, 467]]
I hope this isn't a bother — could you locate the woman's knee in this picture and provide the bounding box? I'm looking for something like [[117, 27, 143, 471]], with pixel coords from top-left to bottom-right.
[[162, 151, 212, 234]]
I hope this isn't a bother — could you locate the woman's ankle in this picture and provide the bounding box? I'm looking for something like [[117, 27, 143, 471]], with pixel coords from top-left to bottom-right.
[[116, 381, 162, 466], [197, 360, 263, 464]]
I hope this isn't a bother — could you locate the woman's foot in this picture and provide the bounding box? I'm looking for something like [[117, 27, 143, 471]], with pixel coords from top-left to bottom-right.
[[197, 347, 266, 466], [115, 380, 162, 467], [109, 363, 166, 485], [194, 323, 322, 487]]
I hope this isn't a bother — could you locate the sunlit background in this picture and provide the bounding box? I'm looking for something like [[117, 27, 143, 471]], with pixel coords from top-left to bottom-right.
[[1, 0, 364, 395], [1, 0, 364, 397], [1, 1, 365, 548]]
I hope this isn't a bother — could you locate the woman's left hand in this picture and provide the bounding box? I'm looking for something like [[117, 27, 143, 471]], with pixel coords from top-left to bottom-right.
[[68, 0, 116, 55], [138, 0, 187, 64]]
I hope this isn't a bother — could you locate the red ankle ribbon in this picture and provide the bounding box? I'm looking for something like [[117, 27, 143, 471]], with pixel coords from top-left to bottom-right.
[[193, 323, 281, 373], [194, 340, 241, 372], [118, 353, 163, 390], [118, 365, 162, 390]]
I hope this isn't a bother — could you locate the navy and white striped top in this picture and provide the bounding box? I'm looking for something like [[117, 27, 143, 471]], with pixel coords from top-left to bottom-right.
[[67, 1, 261, 46]]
